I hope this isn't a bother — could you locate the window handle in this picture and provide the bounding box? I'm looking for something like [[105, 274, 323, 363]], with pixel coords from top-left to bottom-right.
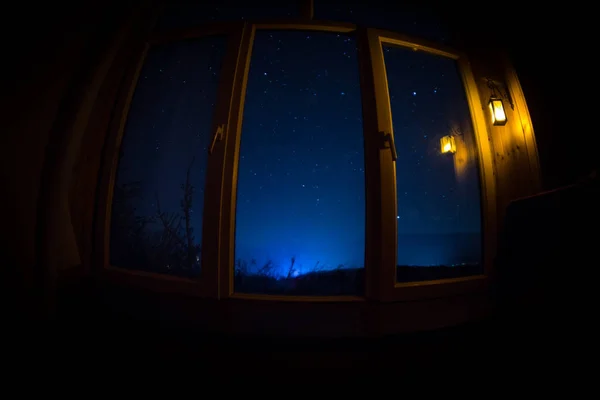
[[209, 123, 225, 154], [382, 131, 397, 161]]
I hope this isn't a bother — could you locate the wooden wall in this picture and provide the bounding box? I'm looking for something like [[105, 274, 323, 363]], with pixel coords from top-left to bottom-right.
[[470, 52, 541, 230]]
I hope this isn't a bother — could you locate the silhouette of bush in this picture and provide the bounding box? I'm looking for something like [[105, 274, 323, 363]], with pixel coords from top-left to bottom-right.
[[110, 158, 201, 277]]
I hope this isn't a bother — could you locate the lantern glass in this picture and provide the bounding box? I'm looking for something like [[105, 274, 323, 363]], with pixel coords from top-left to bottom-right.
[[440, 135, 456, 154], [489, 98, 507, 126]]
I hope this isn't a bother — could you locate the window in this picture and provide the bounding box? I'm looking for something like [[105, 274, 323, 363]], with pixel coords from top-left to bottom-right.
[[382, 43, 483, 283], [99, 18, 501, 303], [233, 30, 366, 295], [109, 36, 227, 277]]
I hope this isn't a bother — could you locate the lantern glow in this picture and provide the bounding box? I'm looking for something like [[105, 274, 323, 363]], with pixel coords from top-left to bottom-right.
[[488, 97, 507, 126], [440, 135, 456, 154]]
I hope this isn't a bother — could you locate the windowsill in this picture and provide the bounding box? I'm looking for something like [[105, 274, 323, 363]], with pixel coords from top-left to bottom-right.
[[62, 266, 493, 336]]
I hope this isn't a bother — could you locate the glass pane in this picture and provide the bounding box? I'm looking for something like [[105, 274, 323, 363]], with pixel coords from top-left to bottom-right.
[[382, 44, 483, 283], [110, 36, 227, 277], [235, 31, 365, 295], [316, 1, 451, 45], [157, 1, 298, 30]]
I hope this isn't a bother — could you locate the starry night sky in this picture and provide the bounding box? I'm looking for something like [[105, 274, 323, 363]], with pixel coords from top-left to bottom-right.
[[235, 31, 366, 276], [383, 44, 482, 266], [114, 36, 226, 253], [113, 4, 482, 278]]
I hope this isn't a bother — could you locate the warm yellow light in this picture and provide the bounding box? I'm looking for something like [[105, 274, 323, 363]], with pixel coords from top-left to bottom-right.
[[440, 135, 456, 154], [489, 98, 507, 126]]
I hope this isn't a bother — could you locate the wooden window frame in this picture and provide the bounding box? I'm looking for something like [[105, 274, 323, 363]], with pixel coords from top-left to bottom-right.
[[361, 28, 497, 302], [217, 21, 365, 302], [94, 23, 246, 298], [94, 20, 498, 303]]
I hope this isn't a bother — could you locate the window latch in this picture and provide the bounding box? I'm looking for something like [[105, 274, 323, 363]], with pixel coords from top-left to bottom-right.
[[381, 131, 397, 161], [209, 123, 226, 154]]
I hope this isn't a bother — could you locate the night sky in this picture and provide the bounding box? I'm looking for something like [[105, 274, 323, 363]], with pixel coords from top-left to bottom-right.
[[383, 44, 482, 267], [113, 4, 482, 279], [114, 36, 226, 256], [235, 31, 366, 276]]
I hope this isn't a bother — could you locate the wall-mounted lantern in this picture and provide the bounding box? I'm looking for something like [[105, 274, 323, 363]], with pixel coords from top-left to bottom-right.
[[440, 135, 456, 154], [488, 97, 507, 126], [486, 78, 513, 126]]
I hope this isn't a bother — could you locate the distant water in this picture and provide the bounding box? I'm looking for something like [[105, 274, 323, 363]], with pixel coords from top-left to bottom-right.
[[396, 232, 481, 266]]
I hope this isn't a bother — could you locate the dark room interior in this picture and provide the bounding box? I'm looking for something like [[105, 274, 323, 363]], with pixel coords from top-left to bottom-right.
[[3, 0, 598, 372]]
